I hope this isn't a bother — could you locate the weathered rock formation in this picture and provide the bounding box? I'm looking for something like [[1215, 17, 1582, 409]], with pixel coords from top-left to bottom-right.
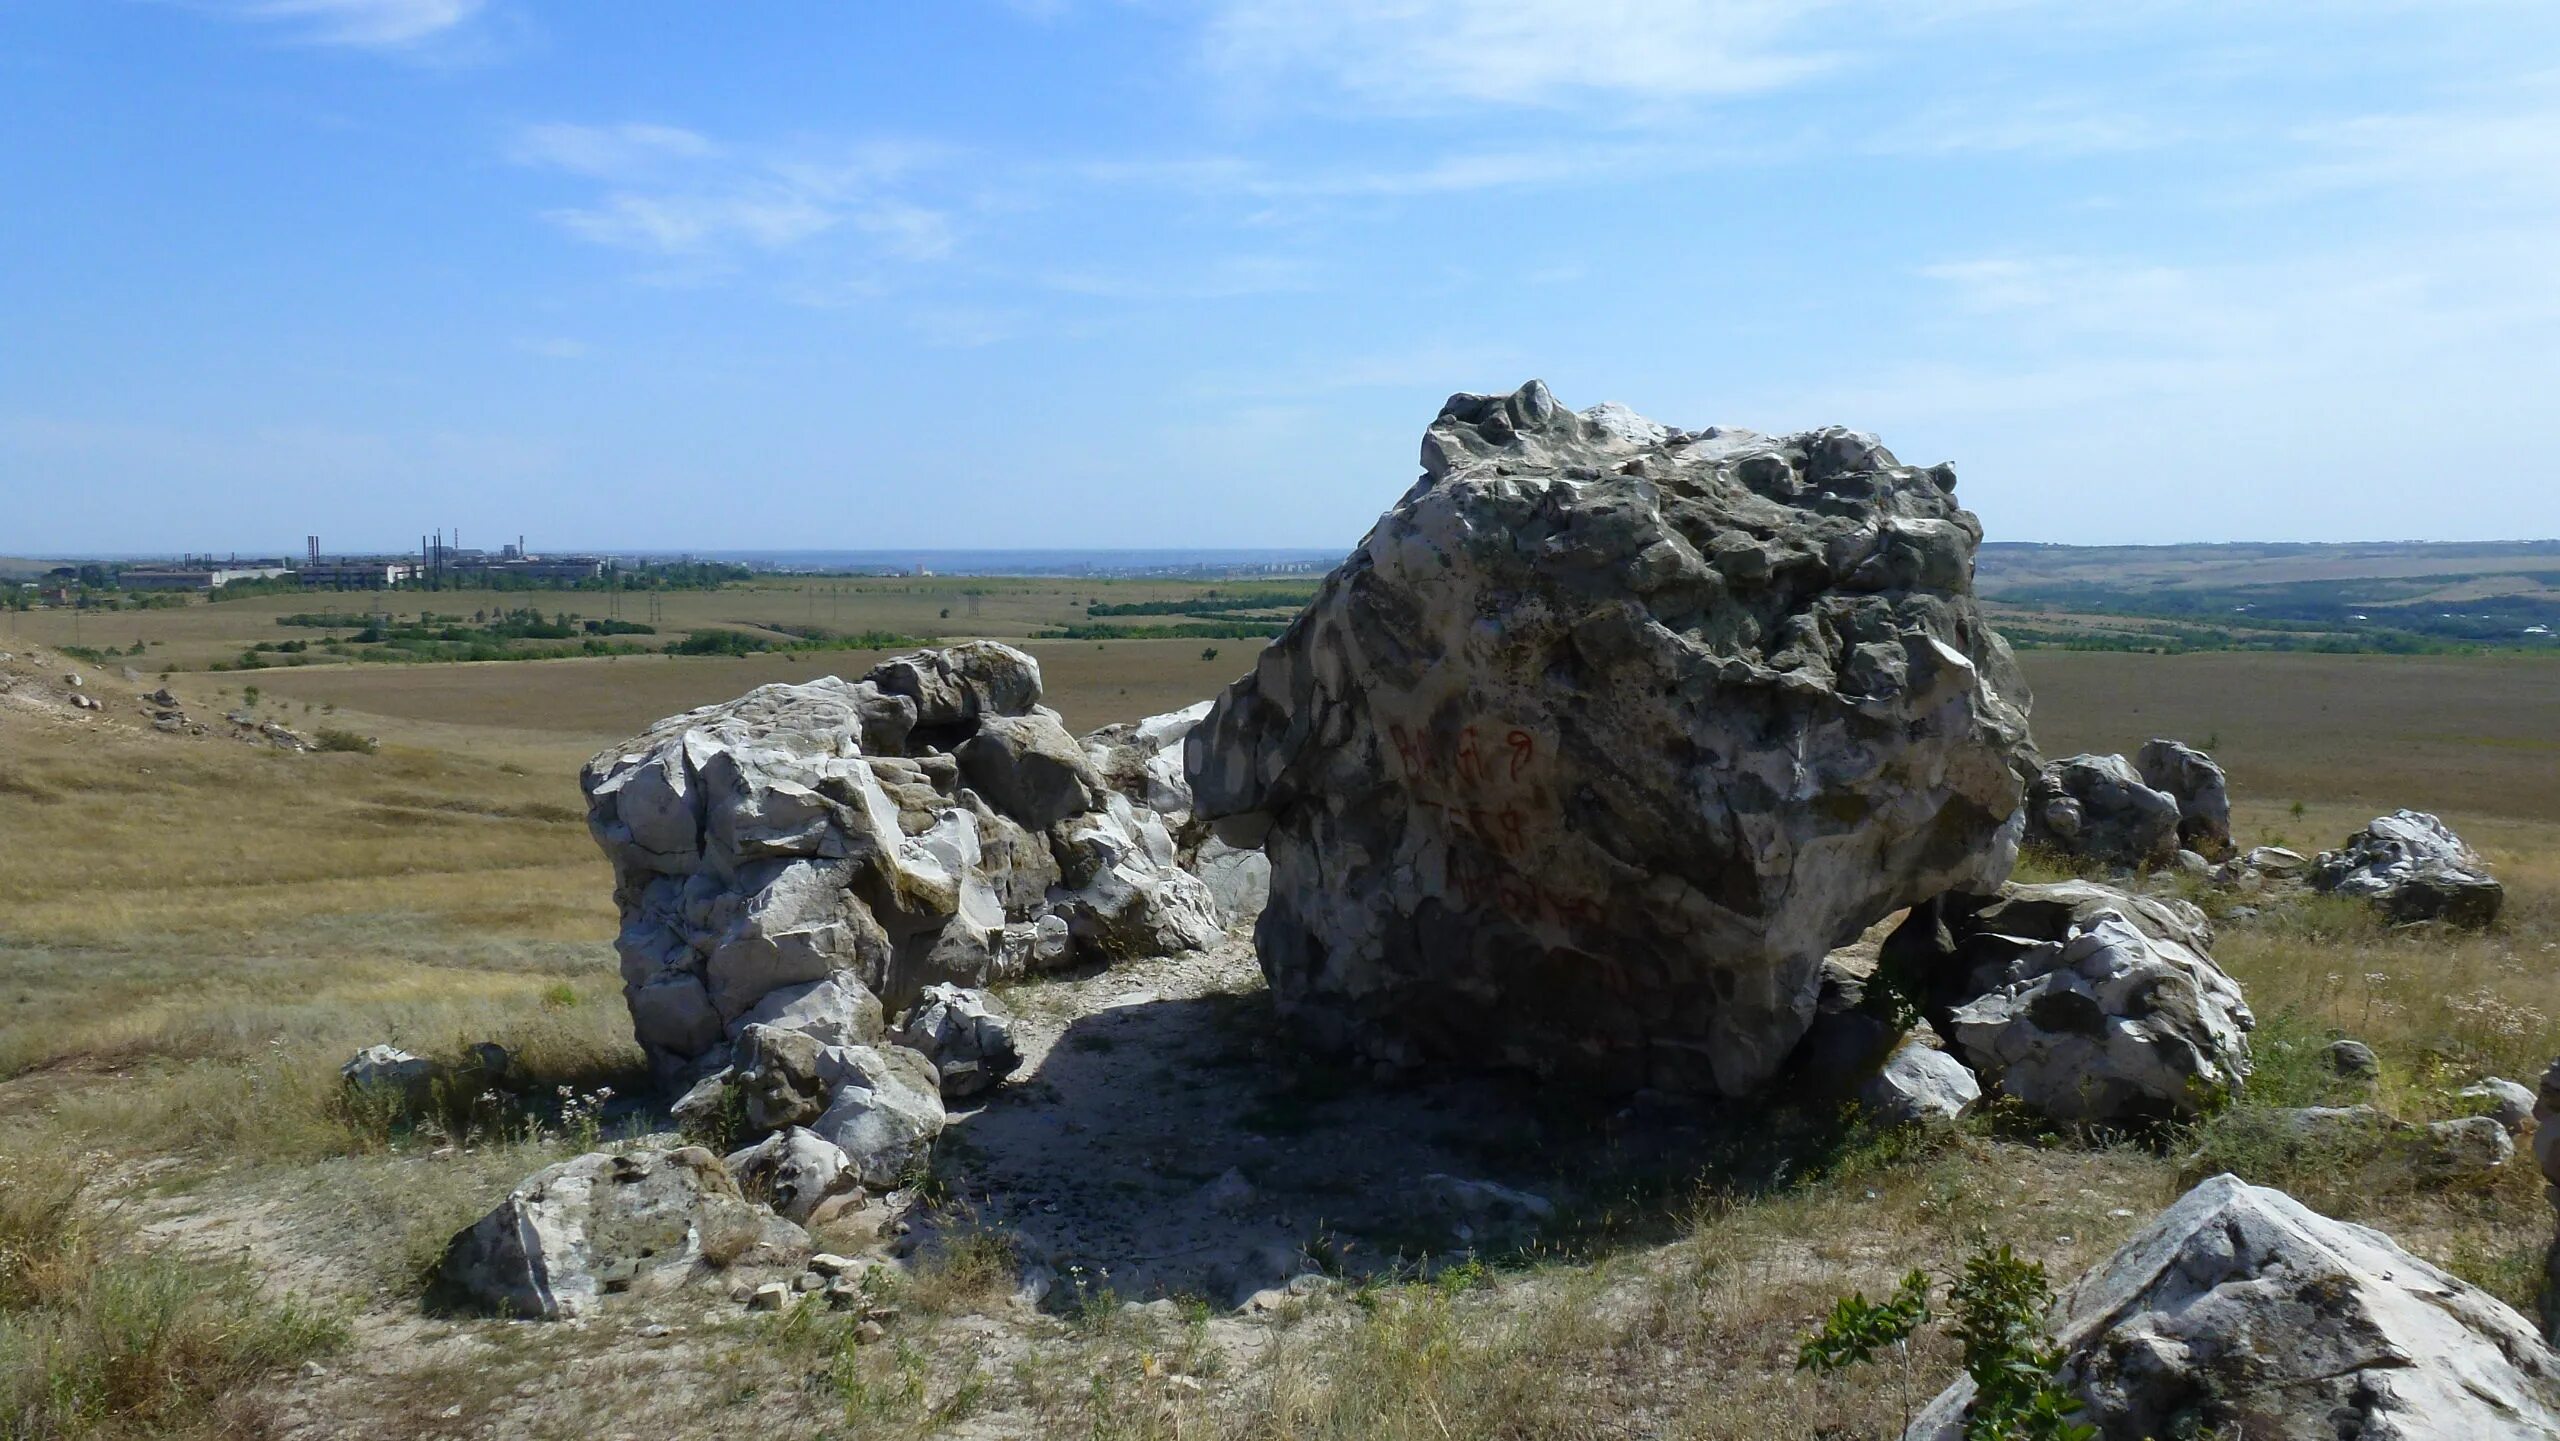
[[439, 1146, 808, 1319], [2024, 753, 2180, 869], [2313, 809, 2504, 927], [581, 646, 1224, 1089], [1908, 1173, 2560, 1439], [1888, 880, 2252, 1122], [891, 983, 1021, 1100], [2134, 738, 2231, 858], [1187, 382, 2035, 1095]]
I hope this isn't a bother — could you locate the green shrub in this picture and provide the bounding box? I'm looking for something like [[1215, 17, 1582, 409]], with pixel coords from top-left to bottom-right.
[[312, 728, 379, 755], [1800, 1240, 2094, 1441]]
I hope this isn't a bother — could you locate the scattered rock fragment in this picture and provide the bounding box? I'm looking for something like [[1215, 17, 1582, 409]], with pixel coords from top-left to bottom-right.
[[2312, 809, 2503, 928], [1855, 1038, 1980, 1127], [2463, 1076, 2536, 1133], [439, 1146, 808, 1319], [340, 1044, 441, 1108], [2325, 1038, 2379, 1079], [890, 983, 1021, 1100], [1902, 881, 2253, 1122], [724, 1125, 855, 1223]]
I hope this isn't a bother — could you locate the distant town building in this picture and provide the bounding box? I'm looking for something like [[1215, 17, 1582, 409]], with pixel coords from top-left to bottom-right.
[[120, 563, 294, 591], [299, 560, 421, 588]]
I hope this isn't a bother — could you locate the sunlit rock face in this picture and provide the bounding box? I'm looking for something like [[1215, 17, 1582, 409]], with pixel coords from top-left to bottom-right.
[[582, 645, 1224, 1089], [1188, 381, 2035, 1095]]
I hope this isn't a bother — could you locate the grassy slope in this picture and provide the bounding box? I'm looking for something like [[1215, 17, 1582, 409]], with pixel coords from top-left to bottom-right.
[[2, 648, 2555, 1437]]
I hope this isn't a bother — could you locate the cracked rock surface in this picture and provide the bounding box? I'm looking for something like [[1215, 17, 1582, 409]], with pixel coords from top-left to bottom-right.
[[1188, 380, 2034, 1095]]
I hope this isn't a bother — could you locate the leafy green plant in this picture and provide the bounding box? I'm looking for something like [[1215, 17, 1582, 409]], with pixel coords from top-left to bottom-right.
[[1799, 1242, 2094, 1441]]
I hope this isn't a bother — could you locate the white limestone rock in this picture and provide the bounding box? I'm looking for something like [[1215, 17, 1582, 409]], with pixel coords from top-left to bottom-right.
[[438, 1146, 807, 1320], [1921, 881, 2253, 1122], [1856, 1039, 1980, 1126], [583, 655, 1222, 1090], [891, 983, 1021, 1099], [2025, 753, 2181, 869], [1187, 382, 2034, 1095], [2135, 738, 2232, 858], [724, 1126, 854, 1224], [1906, 1173, 2560, 1440], [2313, 809, 2504, 928]]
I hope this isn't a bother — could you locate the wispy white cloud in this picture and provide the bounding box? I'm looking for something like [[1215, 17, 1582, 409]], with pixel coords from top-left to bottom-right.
[[506, 122, 717, 179], [1865, 97, 2195, 157], [510, 123, 958, 272], [2281, 98, 2560, 207], [1040, 254, 1320, 301], [1202, 0, 1847, 108], [542, 190, 838, 256], [197, 0, 486, 49]]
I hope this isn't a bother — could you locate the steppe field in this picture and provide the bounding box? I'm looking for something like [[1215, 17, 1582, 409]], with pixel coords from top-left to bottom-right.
[[2, 586, 2555, 1440]]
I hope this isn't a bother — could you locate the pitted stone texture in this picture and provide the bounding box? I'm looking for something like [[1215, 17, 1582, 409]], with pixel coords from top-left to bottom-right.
[[1187, 382, 2033, 1095], [2025, 753, 2181, 869], [1910, 881, 2252, 1122], [2313, 810, 2504, 928], [438, 1146, 807, 1320], [2134, 738, 2231, 859], [1906, 1174, 2560, 1440], [724, 1126, 854, 1224]]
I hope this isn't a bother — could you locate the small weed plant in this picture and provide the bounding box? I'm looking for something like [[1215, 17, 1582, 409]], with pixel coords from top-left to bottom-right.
[[1799, 1241, 2094, 1441]]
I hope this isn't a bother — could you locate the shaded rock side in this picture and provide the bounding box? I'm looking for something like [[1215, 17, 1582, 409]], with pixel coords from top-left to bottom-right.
[[2024, 753, 2181, 869], [2134, 738, 2231, 858], [1187, 381, 2034, 1095], [1907, 1173, 2560, 1440]]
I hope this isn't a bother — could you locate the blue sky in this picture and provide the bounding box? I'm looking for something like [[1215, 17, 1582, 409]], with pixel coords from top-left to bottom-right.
[[4, 1, 2556, 554]]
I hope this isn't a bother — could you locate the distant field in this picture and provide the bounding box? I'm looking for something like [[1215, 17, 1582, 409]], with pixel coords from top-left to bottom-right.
[[0, 575, 1314, 671], [242, 636, 1249, 746], [2018, 650, 2560, 823], [1979, 539, 2560, 652]]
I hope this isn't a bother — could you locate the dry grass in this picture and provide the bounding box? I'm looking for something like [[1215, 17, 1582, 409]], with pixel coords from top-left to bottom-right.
[[1, 640, 2555, 1437]]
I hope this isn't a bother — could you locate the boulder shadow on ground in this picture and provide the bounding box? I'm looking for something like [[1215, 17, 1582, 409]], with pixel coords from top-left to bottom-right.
[[913, 957, 1899, 1311]]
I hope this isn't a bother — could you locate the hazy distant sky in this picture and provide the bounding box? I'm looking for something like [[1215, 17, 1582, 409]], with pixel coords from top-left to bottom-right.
[[4, 2, 2557, 553]]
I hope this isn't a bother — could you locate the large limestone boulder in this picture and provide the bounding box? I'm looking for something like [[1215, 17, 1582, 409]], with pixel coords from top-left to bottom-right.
[[2134, 738, 2231, 858], [1893, 880, 2252, 1121], [582, 651, 1219, 1089], [2024, 753, 2181, 869], [438, 1146, 807, 1319], [2313, 809, 2504, 927], [1907, 1173, 2560, 1439], [1187, 383, 2033, 1094]]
